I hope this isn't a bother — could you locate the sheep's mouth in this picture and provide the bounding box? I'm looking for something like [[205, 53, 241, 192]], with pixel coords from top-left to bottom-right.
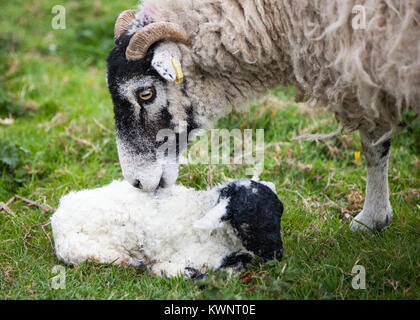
[[132, 175, 167, 192], [133, 179, 142, 189], [158, 176, 166, 189], [152, 176, 167, 193]]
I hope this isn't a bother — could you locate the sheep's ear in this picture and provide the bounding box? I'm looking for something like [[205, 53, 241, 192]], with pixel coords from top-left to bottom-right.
[[193, 199, 229, 230], [151, 42, 183, 83]]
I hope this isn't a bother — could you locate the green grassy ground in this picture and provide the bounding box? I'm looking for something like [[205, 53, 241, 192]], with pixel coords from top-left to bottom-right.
[[0, 0, 419, 300]]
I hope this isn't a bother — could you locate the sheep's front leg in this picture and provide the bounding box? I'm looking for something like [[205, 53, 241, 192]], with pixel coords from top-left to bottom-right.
[[350, 127, 392, 232]]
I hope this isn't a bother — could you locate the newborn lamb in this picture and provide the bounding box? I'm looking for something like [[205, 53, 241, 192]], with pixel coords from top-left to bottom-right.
[[51, 179, 283, 277]]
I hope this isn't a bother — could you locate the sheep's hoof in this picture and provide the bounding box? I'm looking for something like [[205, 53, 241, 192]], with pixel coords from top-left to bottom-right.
[[350, 209, 392, 233]]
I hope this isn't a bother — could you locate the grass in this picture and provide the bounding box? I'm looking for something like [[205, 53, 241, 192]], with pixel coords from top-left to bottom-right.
[[0, 0, 419, 300]]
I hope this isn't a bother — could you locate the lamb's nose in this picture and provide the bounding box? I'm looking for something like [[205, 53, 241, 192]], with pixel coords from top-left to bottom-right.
[[132, 179, 143, 189]]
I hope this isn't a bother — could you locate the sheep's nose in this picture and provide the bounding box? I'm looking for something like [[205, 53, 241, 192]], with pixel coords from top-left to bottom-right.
[[132, 179, 143, 189]]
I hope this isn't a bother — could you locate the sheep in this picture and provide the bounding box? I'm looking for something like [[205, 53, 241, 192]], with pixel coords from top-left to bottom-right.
[[106, 0, 420, 232], [51, 179, 283, 277]]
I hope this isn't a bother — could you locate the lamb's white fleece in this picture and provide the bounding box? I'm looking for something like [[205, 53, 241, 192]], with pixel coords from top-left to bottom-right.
[[51, 180, 247, 276]]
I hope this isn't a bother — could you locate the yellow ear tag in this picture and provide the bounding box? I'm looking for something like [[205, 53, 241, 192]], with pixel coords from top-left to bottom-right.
[[171, 58, 184, 84]]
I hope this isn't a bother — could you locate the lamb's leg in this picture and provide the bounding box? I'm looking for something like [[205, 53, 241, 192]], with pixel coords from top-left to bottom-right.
[[350, 127, 392, 232]]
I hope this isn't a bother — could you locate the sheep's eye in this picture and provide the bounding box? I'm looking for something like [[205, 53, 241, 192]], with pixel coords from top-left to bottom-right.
[[138, 88, 154, 101]]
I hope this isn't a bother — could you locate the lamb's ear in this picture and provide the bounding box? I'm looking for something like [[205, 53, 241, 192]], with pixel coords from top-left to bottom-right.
[[193, 199, 229, 230], [152, 42, 183, 83], [259, 181, 276, 193]]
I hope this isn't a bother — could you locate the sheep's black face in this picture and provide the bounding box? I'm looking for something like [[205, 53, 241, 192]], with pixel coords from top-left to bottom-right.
[[219, 180, 284, 261], [107, 35, 196, 191]]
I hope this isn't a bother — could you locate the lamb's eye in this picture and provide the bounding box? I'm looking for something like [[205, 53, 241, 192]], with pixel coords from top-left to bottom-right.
[[138, 88, 154, 101]]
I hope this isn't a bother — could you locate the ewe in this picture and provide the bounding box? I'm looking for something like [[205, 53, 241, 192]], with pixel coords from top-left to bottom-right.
[[107, 0, 420, 232]]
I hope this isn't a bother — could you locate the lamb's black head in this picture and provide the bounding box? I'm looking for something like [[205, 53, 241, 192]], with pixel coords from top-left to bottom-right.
[[218, 179, 284, 261], [106, 10, 195, 191]]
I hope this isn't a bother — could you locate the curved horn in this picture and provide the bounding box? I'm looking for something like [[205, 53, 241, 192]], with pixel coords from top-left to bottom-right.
[[114, 10, 137, 41], [126, 22, 191, 60]]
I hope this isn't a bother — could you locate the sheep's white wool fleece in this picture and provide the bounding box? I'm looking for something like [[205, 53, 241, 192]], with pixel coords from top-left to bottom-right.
[[51, 180, 247, 276], [138, 0, 420, 137]]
